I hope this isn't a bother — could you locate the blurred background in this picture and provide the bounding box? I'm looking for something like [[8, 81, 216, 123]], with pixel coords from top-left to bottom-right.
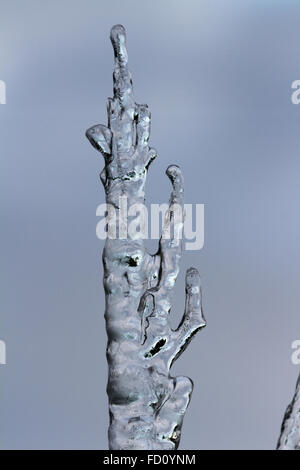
[[1, 0, 300, 449]]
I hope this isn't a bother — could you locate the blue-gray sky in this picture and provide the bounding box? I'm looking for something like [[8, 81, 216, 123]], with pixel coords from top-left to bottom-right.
[[1, 0, 300, 449]]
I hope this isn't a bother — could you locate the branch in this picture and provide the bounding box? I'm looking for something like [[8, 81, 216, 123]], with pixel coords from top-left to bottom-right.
[[85, 24, 206, 450], [277, 373, 300, 449]]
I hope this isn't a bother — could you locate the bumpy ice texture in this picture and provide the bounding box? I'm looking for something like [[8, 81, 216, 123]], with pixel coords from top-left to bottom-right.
[[277, 374, 300, 449], [86, 24, 206, 450]]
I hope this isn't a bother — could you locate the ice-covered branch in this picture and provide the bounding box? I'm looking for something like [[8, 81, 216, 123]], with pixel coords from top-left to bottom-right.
[[86, 24, 205, 450], [277, 373, 300, 449]]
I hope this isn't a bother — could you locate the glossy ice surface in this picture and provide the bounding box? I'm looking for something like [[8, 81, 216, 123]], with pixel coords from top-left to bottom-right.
[[86, 24, 205, 450]]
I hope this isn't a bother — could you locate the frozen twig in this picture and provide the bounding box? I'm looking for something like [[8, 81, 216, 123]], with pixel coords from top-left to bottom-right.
[[86, 24, 205, 450], [277, 373, 300, 450]]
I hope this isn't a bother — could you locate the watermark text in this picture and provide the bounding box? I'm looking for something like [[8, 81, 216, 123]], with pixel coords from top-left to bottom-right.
[[0, 340, 6, 365], [291, 340, 300, 365], [96, 197, 204, 251], [0, 80, 6, 104]]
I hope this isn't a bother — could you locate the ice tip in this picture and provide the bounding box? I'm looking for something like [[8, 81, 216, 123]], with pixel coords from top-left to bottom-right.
[[186, 267, 201, 286], [166, 165, 183, 186], [110, 24, 126, 44], [166, 164, 181, 178]]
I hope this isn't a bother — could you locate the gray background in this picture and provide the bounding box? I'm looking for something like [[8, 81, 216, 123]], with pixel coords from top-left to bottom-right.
[[1, 0, 300, 450]]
